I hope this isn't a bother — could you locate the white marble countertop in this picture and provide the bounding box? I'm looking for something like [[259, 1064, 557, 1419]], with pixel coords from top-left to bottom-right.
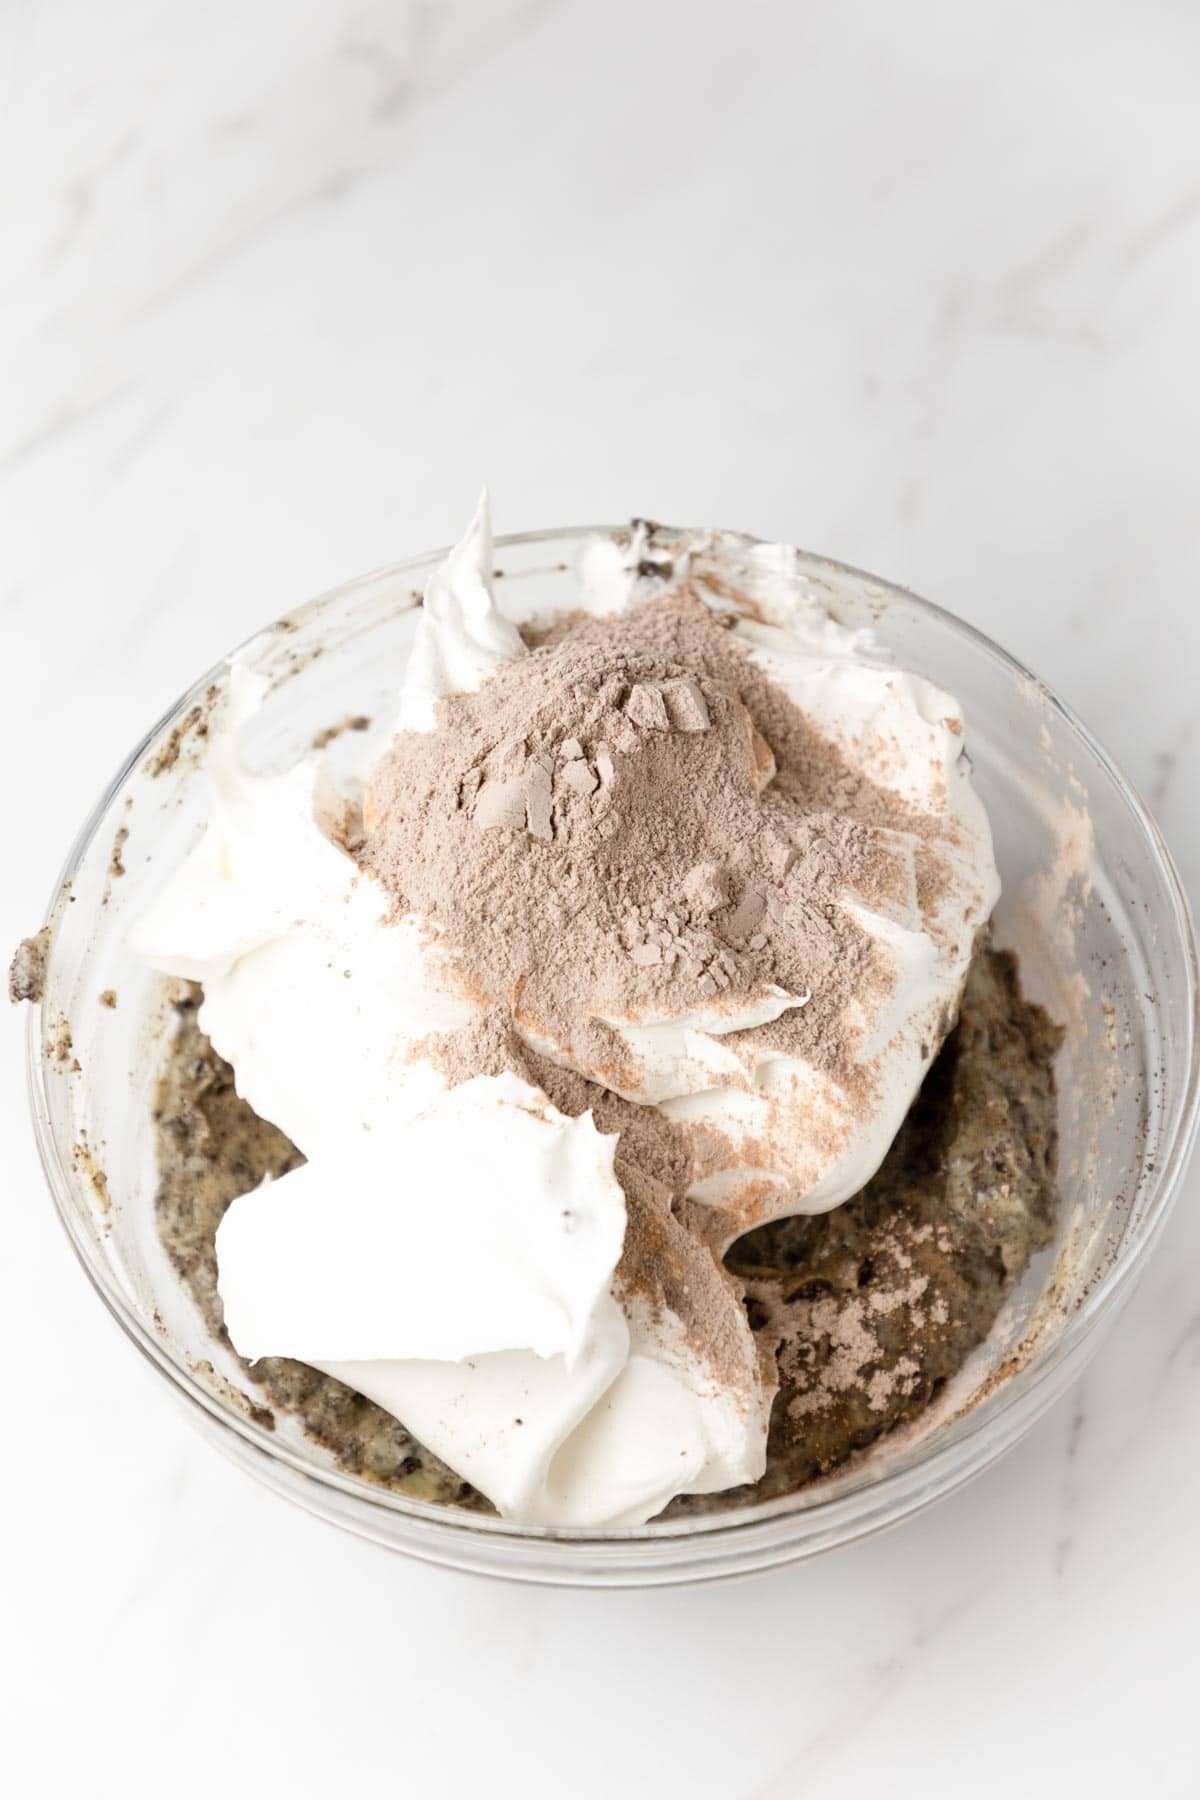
[[5, 2, 1200, 1793]]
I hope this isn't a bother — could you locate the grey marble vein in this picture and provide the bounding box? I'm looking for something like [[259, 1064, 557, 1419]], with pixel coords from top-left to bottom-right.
[[1117, 185, 1200, 270], [1054, 1383, 1089, 1578], [746, 1597, 975, 1799]]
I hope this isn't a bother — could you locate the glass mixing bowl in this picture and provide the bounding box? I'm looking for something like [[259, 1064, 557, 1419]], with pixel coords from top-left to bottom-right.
[[25, 525, 1200, 1587]]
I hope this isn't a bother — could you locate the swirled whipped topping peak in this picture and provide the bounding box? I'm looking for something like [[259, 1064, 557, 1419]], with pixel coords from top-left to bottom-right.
[[131, 498, 998, 1526]]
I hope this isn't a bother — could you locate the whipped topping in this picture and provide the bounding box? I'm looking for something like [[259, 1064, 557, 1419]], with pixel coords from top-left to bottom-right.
[[131, 499, 997, 1527], [395, 489, 524, 734]]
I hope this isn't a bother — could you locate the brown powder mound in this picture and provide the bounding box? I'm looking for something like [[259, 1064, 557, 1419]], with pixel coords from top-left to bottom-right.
[[363, 593, 926, 1091], [360, 592, 965, 1401]]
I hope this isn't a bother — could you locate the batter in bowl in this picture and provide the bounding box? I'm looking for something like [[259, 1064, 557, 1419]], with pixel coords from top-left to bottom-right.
[[131, 500, 1061, 1524]]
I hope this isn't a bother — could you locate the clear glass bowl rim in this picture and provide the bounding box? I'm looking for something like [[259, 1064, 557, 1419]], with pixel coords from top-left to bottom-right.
[[26, 523, 1200, 1579]]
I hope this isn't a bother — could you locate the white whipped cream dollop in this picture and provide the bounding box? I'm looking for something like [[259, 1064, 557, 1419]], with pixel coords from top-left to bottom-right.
[[131, 499, 996, 1526], [395, 488, 523, 734]]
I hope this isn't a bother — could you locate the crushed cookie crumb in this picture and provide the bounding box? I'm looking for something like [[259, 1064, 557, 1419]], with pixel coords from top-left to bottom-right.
[[9, 927, 51, 1004]]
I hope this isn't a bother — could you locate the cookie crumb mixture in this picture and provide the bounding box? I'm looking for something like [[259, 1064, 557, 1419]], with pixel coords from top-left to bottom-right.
[[153, 946, 1060, 1512]]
